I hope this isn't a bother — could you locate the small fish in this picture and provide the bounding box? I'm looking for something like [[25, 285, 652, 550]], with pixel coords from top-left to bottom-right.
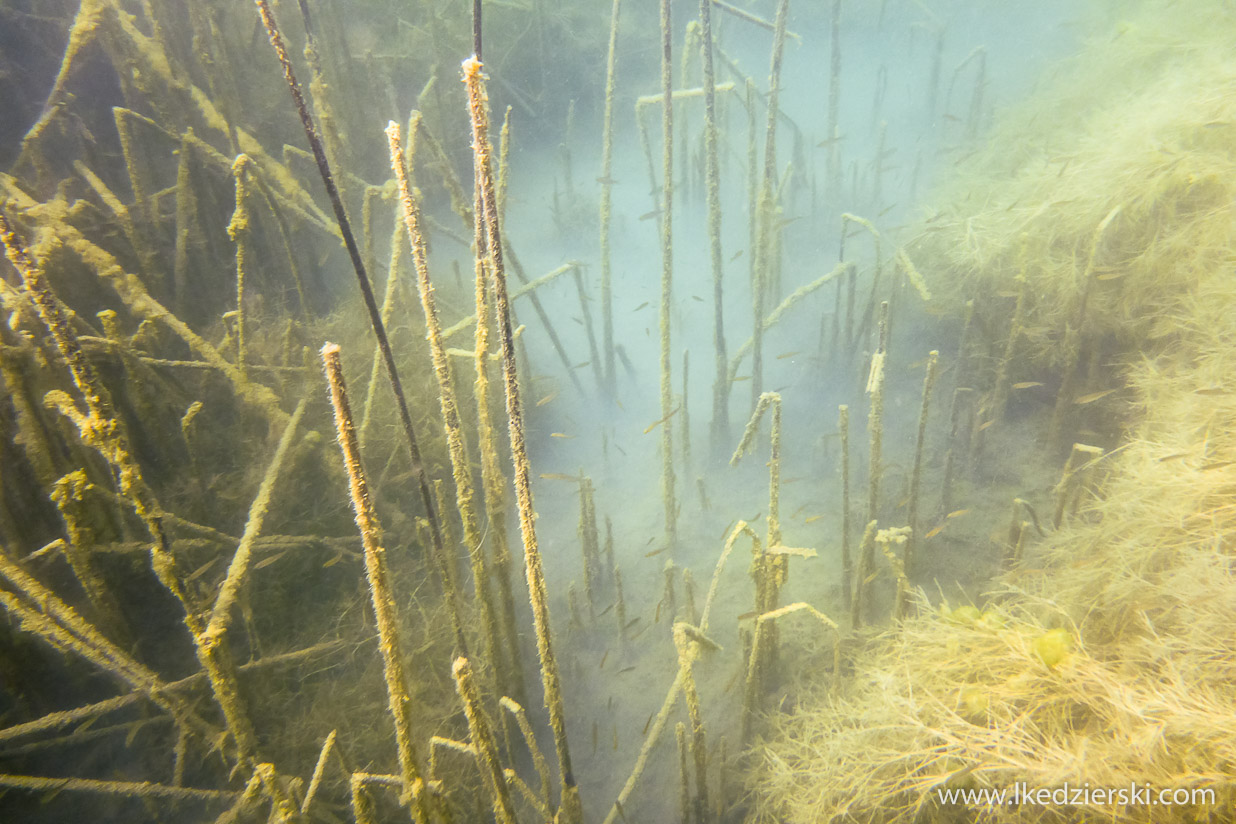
[[254, 550, 288, 570], [598, 603, 614, 618], [633, 301, 650, 311], [593, 722, 598, 753], [737, 611, 757, 621], [878, 203, 897, 216], [644, 535, 656, 546], [730, 249, 744, 261], [804, 514, 826, 524], [768, 544, 818, 558], [550, 432, 575, 439], [924, 524, 945, 539], [613, 726, 620, 750], [1201, 461, 1235, 471], [654, 601, 662, 623], [1195, 387, 1226, 395], [995, 290, 1021, 298], [615, 443, 627, 455], [186, 557, 220, 583], [942, 113, 961, 122], [572, 317, 584, 326], [323, 551, 345, 568], [776, 350, 801, 360], [573, 360, 590, 369], [1096, 271, 1126, 281], [977, 419, 995, 432], [540, 472, 580, 481], [946, 509, 971, 519], [645, 547, 666, 558], [1075, 388, 1117, 405], [643, 406, 680, 434], [536, 391, 559, 407], [1012, 381, 1044, 389], [641, 713, 655, 736], [638, 209, 662, 221], [624, 617, 641, 631], [731, 375, 751, 382], [617, 666, 636, 674], [599, 650, 609, 669], [597, 175, 620, 184], [692, 295, 705, 302], [1157, 452, 1189, 462]]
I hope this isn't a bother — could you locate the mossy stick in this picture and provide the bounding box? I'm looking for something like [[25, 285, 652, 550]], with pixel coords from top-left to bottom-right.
[[673, 623, 711, 823], [710, 0, 801, 40], [838, 404, 852, 607], [1052, 443, 1104, 529], [988, 235, 1030, 429], [320, 343, 431, 822], [469, 116, 529, 710], [826, 0, 842, 198], [662, 560, 678, 620], [0, 772, 236, 804], [171, 131, 200, 318], [939, 386, 974, 517], [658, 0, 679, 553], [876, 527, 911, 620], [676, 722, 691, 824], [572, 267, 604, 391], [501, 697, 551, 811], [301, 730, 337, 817], [683, 567, 698, 626], [699, 0, 730, 452], [727, 262, 850, 382], [866, 302, 889, 527], [614, 565, 628, 641], [578, 478, 599, 622], [198, 398, 309, 765], [599, 0, 622, 396], [1048, 207, 1122, 449], [849, 519, 878, 629], [227, 154, 252, 380], [904, 351, 939, 578], [742, 603, 839, 743], [453, 657, 519, 824], [681, 349, 691, 470], [464, 56, 580, 823], [388, 120, 503, 680], [751, 0, 792, 406]]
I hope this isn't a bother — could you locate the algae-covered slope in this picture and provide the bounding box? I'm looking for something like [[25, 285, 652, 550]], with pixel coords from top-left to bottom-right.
[[749, 2, 1236, 822]]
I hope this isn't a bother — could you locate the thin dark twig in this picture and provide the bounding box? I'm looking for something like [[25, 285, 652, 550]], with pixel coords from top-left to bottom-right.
[[252, 0, 449, 581], [473, 0, 483, 61]]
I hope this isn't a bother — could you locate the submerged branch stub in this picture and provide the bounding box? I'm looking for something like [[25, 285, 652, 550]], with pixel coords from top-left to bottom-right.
[[320, 342, 431, 824], [463, 55, 581, 823]]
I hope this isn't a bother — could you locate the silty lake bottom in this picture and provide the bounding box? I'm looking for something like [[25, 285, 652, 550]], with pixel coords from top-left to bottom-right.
[[1, 0, 1235, 822]]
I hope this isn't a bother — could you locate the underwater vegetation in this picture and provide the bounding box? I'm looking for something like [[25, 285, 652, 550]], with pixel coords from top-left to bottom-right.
[[2, 0, 1233, 823]]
